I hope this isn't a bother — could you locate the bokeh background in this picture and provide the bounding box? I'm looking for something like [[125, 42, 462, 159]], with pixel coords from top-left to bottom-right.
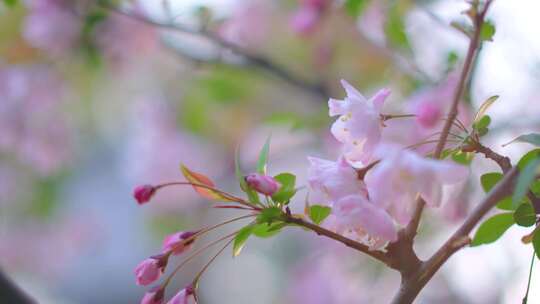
[[1, 0, 540, 303]]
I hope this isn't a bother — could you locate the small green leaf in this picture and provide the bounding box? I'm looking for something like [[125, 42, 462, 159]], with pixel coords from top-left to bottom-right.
[[502, 133, 540, 147], [480, 20, 496, 42], [344, 0, 369, 17], [450, 20, 474, 38], [513, 159, 540, 207], [271, 173, 296, 203], [496, 197, 516, 211], [257, 136, 271, 174], [471, 213, 515, 246], [235, 149, 260, 205], [518, 149, 540, 170], [473, 115, 491, 130], [233, 225, 254, 257], [309, 205, 332, 225], [533, 230, 540, 260], [452, 151, 474, 165], [384, 4, 411, 51], [252, 222, 287, 238], [474, 95, 499, 123], [257, 207, 282, 224], [514, 203, 537, 227], [481, 172, 503, 193]]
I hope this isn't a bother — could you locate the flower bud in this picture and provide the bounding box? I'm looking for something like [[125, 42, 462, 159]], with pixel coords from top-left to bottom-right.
[[245, 173, 280, 196], [135, 257, 164, 286], [134, 184, 156, 205], [141, 286, 165, 304], [167, 285, 197, 304], [415, 102, 441, 128], [162, 231, 198, 255]]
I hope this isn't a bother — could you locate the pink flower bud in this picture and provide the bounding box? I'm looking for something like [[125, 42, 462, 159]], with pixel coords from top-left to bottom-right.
[[167, 285, 197, 304], [162, 231, 197, 255], [135, 258, 163, 286], [141, 286, 165, 304], [245, 173, 280, 196], [134, 184, 156, 205], [415, 102, 441, 128]]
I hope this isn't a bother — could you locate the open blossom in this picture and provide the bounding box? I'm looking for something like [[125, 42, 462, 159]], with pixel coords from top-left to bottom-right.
[[141, 286, 165, 304], [162, 231, 197, 255], [245, 173, 280, 196], [329, 80, 390, 164], [308, 156, 367, 203], [365, 145, 469, 225], [167, 285, 197, 304], [135, 258, 164, 286], [333, 195, 397, 244]]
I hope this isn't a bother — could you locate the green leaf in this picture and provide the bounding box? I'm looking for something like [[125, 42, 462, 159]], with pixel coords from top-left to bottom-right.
[[235, 149, 260, 205], [257, 207, 282, 224], [471, 213, 515, 246], [452, 151, 474, 165], [480, 20, 496, 42], [533, 230, 540, 260], [252, 222, 287, 238], [384, 4, 410, 51], [271, 173, 296, 203], [473, 115, 491, 130], [309, 205, 332, 225], [496, 197, 516, 211], [344, 0, 369, 17], [233, 225, 254, 257], [3, 0, 17, 7], [518, 149, 540, 170], [474, 95, 499, 123], [450, 20, 474, 38], [481, 172, 503, 192], [257, 136, 271, 175], [502, 133, 540, 147], [514, 203, 537, 227], [513, 159, 540, 207]]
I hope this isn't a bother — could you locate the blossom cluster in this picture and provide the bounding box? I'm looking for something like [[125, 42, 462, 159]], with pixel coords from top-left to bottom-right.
[[307, 80, 468, 248]]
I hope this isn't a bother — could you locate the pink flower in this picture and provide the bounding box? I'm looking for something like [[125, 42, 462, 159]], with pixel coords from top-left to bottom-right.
[[332, 195, 397, 246], [414, 102, 441, 128], [167, 285, 197, 304], [141, 286, 165, 304], [308, 156, 367, 204], [290, 6, 321, 35], [134, 184, 156, 205], [245, 173, 280, 196], [135, 258, 163, 286], [365, 145, 468, 225], [329, 80, 390, 164], [162, 231, 197, 255]]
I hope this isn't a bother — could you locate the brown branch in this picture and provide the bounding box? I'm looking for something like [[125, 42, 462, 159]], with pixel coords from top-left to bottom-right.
[[391, 166, 518, 304], [0, 268, 36, 304], [98, 1, 330, 100], [472, 142, 512, 173], [405, 0, 493, 239], [282, 215, 394, 267]]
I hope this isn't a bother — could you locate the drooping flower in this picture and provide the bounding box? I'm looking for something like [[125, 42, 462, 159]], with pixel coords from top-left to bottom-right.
[[365, 145, 468, 225], [332, 195, 397, 245], [134, 185, 156, 205], [162, 231, 197, 255], [245, 173, 280, 196], [135, 257, 164, 286], [141, 286, 165, 304], [329, 80, 391, 164], [307, 156, 366, 203], [167, 285, 197, 304]]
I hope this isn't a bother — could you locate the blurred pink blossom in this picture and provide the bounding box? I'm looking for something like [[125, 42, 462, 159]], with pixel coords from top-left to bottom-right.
[[219, 1, 270, 48], [0, 65, 72, 175], [141, 286, 165, 304], [167, 285, 197, 304], [22, 0, 81, 55], [290, 0, 330, 35]]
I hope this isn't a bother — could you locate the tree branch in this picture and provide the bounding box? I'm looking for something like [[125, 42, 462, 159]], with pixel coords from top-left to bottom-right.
[[405, 0, 494, 239], [0, 268, 36, 304], [282, 215, 394, 267], [99, 2, 330, 100]]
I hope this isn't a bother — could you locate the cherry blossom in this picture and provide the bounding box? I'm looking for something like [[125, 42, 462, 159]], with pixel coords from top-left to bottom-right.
[[135, 258, 163, 286], [245, 173, 281, 196], [141, 286, 165, 304], [329, 80, 391, 164], [167, 285, 197, 304], [162, 231, 197, 255]]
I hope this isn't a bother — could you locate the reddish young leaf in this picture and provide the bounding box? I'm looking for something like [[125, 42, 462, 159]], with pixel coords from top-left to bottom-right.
[[180, 165, 235, 202]]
